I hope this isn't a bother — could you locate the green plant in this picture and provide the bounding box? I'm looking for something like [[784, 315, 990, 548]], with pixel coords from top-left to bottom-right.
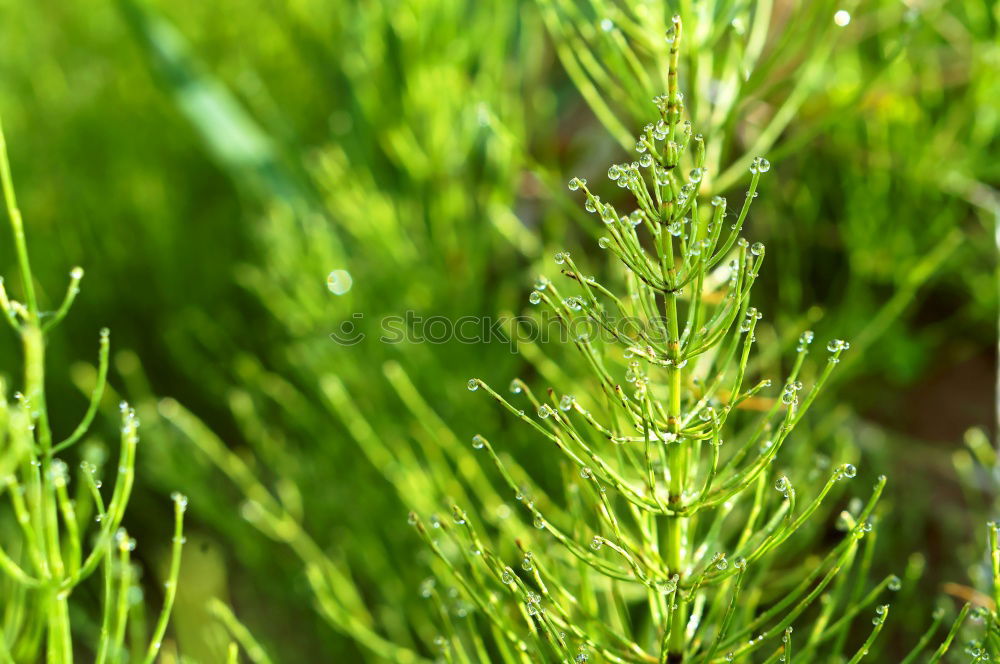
[[945, 431, 1000, 661], [13, 0, 982, 659], [543, 0, 994, 392], [966, 524, 999, 661], [540, 0, 857, 189], [105, 0, 549, 658], [0, 116, 186, 662], [409, 18, 964, 663]]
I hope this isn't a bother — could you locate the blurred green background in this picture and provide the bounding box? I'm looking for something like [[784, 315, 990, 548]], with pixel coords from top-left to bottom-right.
[[0, 0, 997, 660]]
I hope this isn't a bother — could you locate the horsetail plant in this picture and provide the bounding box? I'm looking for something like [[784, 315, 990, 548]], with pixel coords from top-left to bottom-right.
[[538, 0, 875, 191], [409, 18, 962, 664], [966, 524, 1000, 661], [0, 116, 186, 662], [950, 435, 1000, 662]]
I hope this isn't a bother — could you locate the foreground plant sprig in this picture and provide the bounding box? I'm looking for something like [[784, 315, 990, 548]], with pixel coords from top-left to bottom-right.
[[0, 115, 186, 663], [405, 17, 968, 664]]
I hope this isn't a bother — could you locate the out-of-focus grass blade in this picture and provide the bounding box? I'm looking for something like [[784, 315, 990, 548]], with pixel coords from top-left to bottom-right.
[[117, 0, 317, 219]]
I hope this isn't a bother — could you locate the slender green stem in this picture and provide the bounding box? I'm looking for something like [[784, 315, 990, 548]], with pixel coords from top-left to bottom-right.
[[142, 494, 187, 664], [52, 329, 110, 454], [664, 290, 689, 660], [0, 115, 38, 319], [898, 609, 945, 664], [926, 603, 970, 664]]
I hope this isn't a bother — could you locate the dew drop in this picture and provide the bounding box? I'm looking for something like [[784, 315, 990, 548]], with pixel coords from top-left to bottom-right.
[[522, 552, 534, 571], [326, 269, 353, 295], [827, 339, 848, 352]]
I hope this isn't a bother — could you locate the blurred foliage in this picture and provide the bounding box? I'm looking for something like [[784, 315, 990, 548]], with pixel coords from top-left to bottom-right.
[[0, 0, 997, 660]]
